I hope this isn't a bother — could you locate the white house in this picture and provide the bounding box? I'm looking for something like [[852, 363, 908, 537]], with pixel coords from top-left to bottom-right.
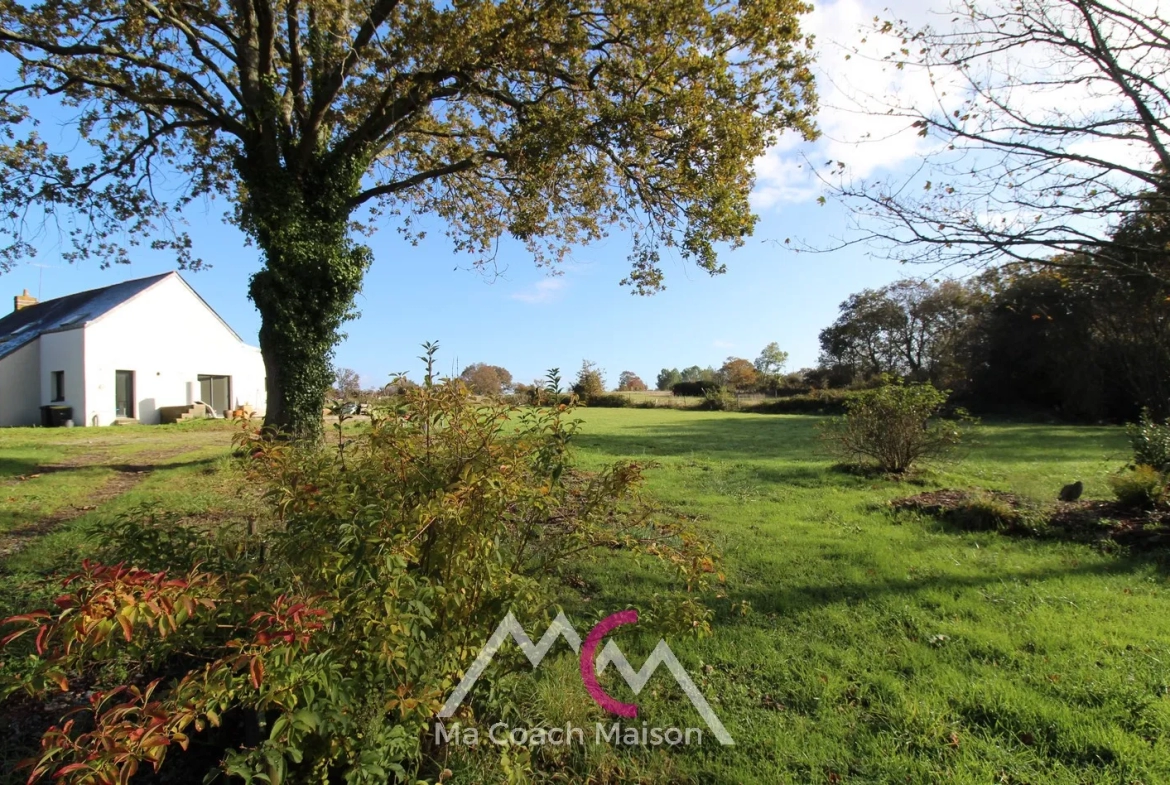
[[0, 272, 266, 427]]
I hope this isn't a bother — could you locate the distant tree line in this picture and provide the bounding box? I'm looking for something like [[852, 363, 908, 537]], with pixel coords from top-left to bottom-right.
[[817, 197, 1170, 421], [655, 342, 793, 397]]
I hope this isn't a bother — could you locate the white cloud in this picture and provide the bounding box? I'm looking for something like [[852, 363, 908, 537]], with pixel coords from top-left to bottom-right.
[[752, 0, 948, 208], [711, 340, 735, 350], [753, 0, 1166, 209], [510, 277, 566, 304]]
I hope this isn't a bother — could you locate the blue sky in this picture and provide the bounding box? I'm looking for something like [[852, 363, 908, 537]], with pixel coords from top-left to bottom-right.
[[2, 0, 928, 390]]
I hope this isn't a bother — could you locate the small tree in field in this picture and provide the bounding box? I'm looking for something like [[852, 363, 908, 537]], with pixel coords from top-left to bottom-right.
[[820, 379, 971, 473], [618, 371, 648, 392], [573, 360, 606, 401], [719, 357, 758, 391]]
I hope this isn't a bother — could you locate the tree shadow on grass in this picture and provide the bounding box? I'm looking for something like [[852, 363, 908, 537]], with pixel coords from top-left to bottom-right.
[[728, 551, 1169, 621], [576, 414, 1126, 468], [574, 414, 825, 463], [0, 456, 61, 480], [965, 422, 1127, 464]]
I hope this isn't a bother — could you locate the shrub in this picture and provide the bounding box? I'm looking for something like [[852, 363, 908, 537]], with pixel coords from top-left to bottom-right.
[[1128, 409, 1170, 470], [671, 379, 720, 397], [948, 494, 1024, 532], [819, 379, 971, 474], [586, 393, 631, 408], [1108, 464, 1167, 508], [747, 389, 858, 414], [699, 387, 738, 411], [572, 360, 606, 401], [1, 366, 716, 784]]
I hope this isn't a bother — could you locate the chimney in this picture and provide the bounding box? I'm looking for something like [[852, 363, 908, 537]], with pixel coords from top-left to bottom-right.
[[14, 289, 36, 312]]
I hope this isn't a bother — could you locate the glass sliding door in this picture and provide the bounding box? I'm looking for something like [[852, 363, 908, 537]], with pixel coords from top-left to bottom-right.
[[197, 374, 232, 415]]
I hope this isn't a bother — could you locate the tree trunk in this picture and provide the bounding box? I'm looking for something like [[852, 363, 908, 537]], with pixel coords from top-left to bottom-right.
[[241, 160, 371, 439]]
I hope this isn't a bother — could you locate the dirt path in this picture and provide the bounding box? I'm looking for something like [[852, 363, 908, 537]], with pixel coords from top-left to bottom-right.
[[0, 433, 232, 558]]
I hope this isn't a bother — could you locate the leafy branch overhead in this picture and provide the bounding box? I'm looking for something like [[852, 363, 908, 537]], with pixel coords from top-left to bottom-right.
[[0, 0, 819, 286]]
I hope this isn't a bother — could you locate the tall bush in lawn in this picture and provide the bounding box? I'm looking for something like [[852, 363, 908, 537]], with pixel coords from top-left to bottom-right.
[[1128, 409, 1170, 471], [0, 362, 716, 783], [820, 378, 971, 473]]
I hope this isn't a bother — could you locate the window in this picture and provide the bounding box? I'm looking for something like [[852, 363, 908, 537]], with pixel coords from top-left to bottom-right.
[[51, 371, 64, 402]]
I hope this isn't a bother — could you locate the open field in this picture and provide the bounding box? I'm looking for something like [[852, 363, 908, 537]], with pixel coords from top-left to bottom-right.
[[2, 411, 1168, 783], [607, 389, 776, 408], [451, 410, 1168, 784]]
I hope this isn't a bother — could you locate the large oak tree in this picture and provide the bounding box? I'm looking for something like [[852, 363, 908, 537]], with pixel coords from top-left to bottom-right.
[[0, 0, 818, 436]]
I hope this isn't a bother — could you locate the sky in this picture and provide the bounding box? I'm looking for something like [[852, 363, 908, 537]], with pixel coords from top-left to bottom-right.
[[2, 0, 943, 390]]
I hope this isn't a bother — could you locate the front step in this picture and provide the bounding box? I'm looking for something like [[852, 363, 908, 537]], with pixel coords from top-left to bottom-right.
[[158, 402, 220, 424]]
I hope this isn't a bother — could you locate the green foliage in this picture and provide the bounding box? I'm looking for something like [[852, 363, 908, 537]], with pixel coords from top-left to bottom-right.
[[586, 393, 632, 408], [700, 387, 739, 411], [656, 368, 682, 391], [572, 360, 606, 402], [818, 279, 980, 390], [746, 388, 859, 414], [1108, 464, 1167, 509], [671, 380, 721, 397], [754, 342, 789, 377], [1, 374, 716, 783], [1128, 409, 1170, 471], [820, 378, 972, 474]]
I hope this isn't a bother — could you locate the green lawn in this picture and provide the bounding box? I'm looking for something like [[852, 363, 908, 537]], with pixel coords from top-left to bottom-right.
[[450, 409, 1168, 784], [2, 412, 1167, 784]]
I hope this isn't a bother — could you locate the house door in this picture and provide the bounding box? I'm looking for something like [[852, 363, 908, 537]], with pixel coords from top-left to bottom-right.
[[115, 370, 135, 418], [198, 375, 232, 414]]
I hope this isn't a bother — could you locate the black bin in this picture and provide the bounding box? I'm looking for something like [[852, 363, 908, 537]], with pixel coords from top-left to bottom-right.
[[40, 405, 73, 427]]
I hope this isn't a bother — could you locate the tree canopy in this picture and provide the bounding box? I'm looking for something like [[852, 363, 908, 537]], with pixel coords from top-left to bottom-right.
[[459, 363, 513, 396]]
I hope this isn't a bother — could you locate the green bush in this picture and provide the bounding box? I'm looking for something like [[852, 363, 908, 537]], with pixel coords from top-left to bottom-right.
[[699, 387, 739, 411], [819, 378, 972, 474], [747, 388, 859, 414], [1128, 409, 1170, 470], [1, 371, 717, 784], [572, 360, 606, 401], [671, 379, 721, 397], [586, 393, 631, 408], [1108, 464, 1167, 508]]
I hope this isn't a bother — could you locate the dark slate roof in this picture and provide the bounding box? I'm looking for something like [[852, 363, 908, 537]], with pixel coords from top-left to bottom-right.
[[0, 273, 172, 360]]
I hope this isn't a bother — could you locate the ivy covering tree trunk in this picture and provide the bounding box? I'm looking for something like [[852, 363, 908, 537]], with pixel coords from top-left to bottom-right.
[[241, 159, 371, 437], [0, 0, 820, 438]]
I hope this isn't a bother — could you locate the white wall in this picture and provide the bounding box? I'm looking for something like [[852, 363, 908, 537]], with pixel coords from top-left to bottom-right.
[[0, 340, 43, 427], [82, 274, 266, 425], [39, 329, 86, 424]]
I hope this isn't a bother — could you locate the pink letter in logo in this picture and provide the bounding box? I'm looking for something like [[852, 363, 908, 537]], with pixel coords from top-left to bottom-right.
[[580, 609, 638, 718]]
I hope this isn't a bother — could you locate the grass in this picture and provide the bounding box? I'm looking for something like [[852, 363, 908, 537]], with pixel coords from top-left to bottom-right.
[[2, 411, 1168, 784], [448, 409, 1167, 784], [0, 420, 257, 632]]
